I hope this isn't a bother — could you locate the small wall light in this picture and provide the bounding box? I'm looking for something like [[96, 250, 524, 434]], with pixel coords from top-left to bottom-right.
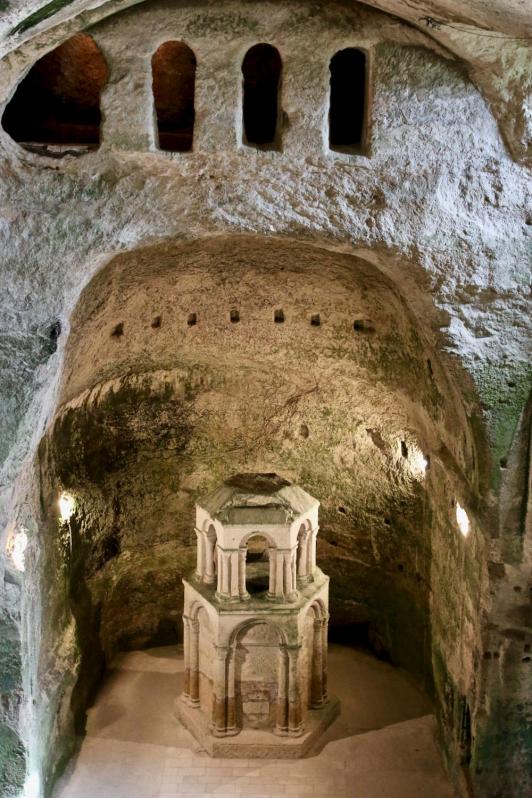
[[24, 772, 41, 798], [456, 502, 470, 537], [59, 492, 75, 523], [413, 450, 429, 474], [6, 527, 28, 572], [405, 442, 428, 478]]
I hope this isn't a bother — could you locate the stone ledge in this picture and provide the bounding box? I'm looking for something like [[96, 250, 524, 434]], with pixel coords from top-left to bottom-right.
[[175, 695, 340, 759]]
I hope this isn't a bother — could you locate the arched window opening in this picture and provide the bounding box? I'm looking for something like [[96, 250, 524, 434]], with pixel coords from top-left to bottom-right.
[[245, 534, 270, 595], [152, 41, 196, 152], [328, 48, 367, 153], [2, 33, 108, 155], [242, 43, 282, 148]]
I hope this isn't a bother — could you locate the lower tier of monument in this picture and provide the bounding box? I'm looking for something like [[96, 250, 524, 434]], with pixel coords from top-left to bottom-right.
[[175, 695, 340, 758]]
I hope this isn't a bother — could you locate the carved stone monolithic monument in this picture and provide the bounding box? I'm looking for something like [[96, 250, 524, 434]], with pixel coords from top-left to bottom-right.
[[176, 473, 340, 757]]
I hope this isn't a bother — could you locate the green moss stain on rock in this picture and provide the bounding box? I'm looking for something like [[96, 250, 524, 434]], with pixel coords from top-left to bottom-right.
[[0, 724, 25, 798], [474, 694, 532, 798], [473, 361, 532, 489], [0, 607, 22, 694], [10, 0, 76, 36]]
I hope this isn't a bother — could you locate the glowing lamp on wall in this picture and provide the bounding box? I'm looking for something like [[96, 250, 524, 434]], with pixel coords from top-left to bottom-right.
[[59, 492, 75, 523], [409, 444, 429, 478], [23, 773, 41, 798], [6, 528, 28, 572], [413, 451, 429, 474], [456, 502, 470, 537]]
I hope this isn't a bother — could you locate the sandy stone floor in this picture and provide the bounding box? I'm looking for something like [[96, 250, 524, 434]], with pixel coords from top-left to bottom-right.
[[53, 644, 454, 798]]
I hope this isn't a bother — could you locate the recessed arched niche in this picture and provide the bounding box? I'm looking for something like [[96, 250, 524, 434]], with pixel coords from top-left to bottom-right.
[[152, 41, 197, 152], [1, 33, 108, 156], [241, 43, 282, 149], [328, 47, 368, 154]]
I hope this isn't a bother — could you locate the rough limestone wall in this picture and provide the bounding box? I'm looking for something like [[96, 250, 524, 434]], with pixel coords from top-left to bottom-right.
[[0, 2, 529, 796], [472, 394, 532, 797]]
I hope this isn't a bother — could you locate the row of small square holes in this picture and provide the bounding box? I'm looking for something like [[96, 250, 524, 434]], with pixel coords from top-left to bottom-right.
[[111, 312, 375, 336]]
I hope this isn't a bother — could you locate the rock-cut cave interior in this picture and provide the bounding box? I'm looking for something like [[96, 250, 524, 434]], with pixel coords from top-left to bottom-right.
[[0, 2, 530, 798]]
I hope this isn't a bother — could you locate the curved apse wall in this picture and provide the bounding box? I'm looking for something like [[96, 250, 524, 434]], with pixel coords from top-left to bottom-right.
[[35, 235, 486, 786]]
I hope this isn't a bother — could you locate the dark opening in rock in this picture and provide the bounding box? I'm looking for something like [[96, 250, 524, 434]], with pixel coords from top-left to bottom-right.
[[242, 43, 282, 148], [353, 318, 375, 333], [151, 316, 162, 329], [230, 309, 240, 323], [49, 320, 62, 342], [329, 48, 366, 152], [2, 34, 108, 154], [274, 308, 284, 323], [459, 700, 472, 765], [310, 313, 321, 326], [111, 322, 124, 337], [152, 41, 196, 152], [187, 312, 197, 326]]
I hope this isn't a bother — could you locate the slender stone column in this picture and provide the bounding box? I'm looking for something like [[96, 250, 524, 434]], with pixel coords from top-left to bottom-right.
[[287, 646, 303, 736], [284, 553, 292, 596], [222, 552, 230, 595], [182, 616, 191, 699], [216, 549, 236, 601], [188, 618, 200, 706], [216, 546, 223, 595], [275, 550, 285, 598], [310, 617, 326, 708], [238, 548, 249, 600], [204, 533, 216, 584], [321, 615, 329, 703], [195, 529, 204, 580], [309, 528, 318, 575], [211, 645, 229, 735], [267, 547, 277, 598], [229, 550, 240, 597], [284, 551, 298, 601], [274, 645, 289, 735], [226, 646, 237, 733], [291, 548, 297, 591]]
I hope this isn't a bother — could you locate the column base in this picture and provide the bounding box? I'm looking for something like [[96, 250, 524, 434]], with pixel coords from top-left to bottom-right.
[[309, 698, 327, 710], [211, 725, 240, 738], [215, 591, 240, 604], [287, 724, 304, 737], [175, 694, 340, 759]]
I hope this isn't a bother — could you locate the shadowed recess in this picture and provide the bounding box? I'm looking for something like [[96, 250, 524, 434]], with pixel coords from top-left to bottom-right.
[[2, 33, 108, 154], [329, 48, 366, 152], [152, 41, 196, 152], [242, 43, 282, 147]]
